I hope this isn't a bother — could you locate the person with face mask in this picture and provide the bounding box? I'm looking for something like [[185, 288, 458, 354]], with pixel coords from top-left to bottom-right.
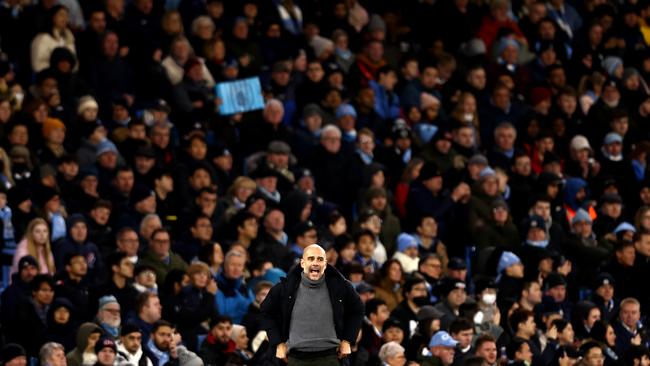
[[390, 275, 430, 339]]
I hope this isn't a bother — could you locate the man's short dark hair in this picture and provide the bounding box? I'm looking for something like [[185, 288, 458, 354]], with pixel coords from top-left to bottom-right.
[[64, 251, 85, 266], [506, 338, 528, 360], [30, 274, 54, 292], [108, 251, 129, 269], [449, 318, 474, 335], [614, 239, 635, 252], [365, 298, 387, 318], [209, 315, 232, 329], [509, 309, 534, 332], [402, 273, 426, 297], [152, 320, 173, 333], [354, 229, 375, 244], [475, 334, 496, 350]]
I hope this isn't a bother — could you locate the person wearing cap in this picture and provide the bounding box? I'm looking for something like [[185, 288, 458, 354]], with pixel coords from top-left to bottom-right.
[[94, 338, 117, 366], [116, 323, 153, 366], [260, 244, 364, 364], [433, 277, 467, 330], [406, 161, 471, 231], [393, 233, 419, 273], [598, 132, 627, 177], [264, 140, 295, 189], [591, 272, 618, 322], [593, 193, 624, 239], [95, 295, 121, 339], [376, 123, 413, 184], [0, 255, 38, 329], [0, 343, 27, 366], [250, 164, 282, 204], [334, 103, 358, 145], [566, 208, 612, 287], [417, 330, 457, 366]]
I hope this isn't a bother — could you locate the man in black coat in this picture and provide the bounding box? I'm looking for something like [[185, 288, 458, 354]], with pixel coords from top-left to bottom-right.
[[260, 244, 364, 365]]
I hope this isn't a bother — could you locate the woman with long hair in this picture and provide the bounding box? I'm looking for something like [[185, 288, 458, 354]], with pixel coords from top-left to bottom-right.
[[11, 218, 56, 275], [31, 5, 77, 73]]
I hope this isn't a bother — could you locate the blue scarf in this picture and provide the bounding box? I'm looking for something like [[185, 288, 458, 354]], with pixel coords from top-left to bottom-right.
[[146, 339, 169, 365]]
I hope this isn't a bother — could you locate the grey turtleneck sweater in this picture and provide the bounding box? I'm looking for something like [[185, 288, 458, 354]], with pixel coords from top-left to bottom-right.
[[287, 273, 340, 352]]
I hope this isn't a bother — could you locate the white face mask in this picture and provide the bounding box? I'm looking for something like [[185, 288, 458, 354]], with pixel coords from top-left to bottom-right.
[[473, 310, 484, 324], [464, 113, 474, 122], [482, 293, 497, 305]]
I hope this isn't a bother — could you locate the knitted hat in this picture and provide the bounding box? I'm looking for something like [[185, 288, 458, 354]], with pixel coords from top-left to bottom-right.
[[603, 132, 623, 145], [418, 161, 442, 181], [303, 103, 323, 119], [571, 208, 592, 225], [95, 140, 119, 158], [77, 95, 99, 115], [98, 295, 119, 310], [42, 117, 66, 138], [94, 338, 117, 354], [335, 103, 357, 119], [602, 56, 623, 77], [120, 323, 141, 336], [0, 344, 26, 365], [497, 251, 521, 274], [529, 87, 552, 106], [18, 255, 38, 270], [397, 233, 418, 252]]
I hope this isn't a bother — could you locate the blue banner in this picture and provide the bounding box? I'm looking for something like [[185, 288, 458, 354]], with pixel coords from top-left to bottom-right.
[[215, 77, 265, 115]]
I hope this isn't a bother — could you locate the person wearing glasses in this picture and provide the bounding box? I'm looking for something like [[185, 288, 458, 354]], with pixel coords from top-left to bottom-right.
[[138, 228, 188, 286]]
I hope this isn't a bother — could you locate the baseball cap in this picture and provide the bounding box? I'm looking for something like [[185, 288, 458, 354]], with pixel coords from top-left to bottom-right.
[[429, 331, 459, 348]]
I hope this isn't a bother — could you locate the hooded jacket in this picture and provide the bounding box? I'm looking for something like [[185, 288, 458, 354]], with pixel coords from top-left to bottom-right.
[[66, 322, 103, 366]]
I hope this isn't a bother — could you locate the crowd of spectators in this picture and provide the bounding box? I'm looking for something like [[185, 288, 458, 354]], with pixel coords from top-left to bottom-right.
[[2, 0, 650, 365]]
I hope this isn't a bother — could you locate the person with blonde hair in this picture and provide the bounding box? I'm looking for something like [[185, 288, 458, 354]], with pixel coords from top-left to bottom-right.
[[11, 218, 56, 275]]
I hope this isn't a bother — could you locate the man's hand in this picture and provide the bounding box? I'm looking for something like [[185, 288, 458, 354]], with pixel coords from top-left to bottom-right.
[[338, 340, 351, 359], [275, 343, 288, 362], [451, 182, 470, 202]]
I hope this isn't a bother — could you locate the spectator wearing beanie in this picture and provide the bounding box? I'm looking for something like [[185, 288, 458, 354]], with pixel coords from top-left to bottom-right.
[[566, 208, 612, 288], [393, 233, 419, 273], [54, 214, 103, 283], [39, 117, 67, 166], [94, 338, 117, 366], [1, 255, 38, 329], [0, 344, 26, 366], [116, 323, 153, 366]]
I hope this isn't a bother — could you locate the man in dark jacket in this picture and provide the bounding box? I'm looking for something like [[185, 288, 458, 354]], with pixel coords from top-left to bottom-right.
[[0, 255, 39, 336], [260, 244, 364, 365], [198, 316, 236, 366]]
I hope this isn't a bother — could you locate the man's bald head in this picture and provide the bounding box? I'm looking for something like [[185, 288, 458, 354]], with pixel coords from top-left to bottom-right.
[[301, 244, 327, 280]]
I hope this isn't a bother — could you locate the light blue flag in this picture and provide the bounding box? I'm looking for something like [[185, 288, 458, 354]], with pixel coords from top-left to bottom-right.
[[215, 77, 265, 115]]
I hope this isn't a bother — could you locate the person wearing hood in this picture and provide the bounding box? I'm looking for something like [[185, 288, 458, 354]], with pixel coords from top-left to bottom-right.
[[1, 255, 38, 336], [598, 133, 636, 191], [54, 214, 104, 285], [392, 233, 419, 274], [474, 199, 520, 250], [468, 166, 501, 230], [563, 177, 597, 224], [44, 297, 77, 351], [65, 322, 103, 366]]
